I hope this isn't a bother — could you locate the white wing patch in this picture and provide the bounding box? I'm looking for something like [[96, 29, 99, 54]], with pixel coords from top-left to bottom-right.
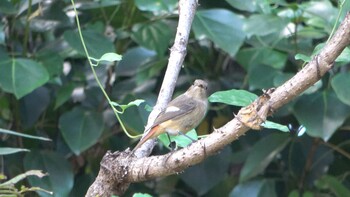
[[165, 106, 180, 113]]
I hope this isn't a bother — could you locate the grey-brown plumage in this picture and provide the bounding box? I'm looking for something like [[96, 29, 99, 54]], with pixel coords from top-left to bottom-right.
[[132, 79, 208, 152]]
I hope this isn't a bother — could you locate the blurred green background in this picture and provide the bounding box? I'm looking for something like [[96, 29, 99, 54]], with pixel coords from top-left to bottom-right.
[[0, 0, 350, 196]]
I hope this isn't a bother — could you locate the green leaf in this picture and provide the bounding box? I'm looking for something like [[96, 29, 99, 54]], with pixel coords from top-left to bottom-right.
[[331, 72, 350, 106], [24, 151, 73, 197], [226, 0, 257, 12], [0, 0, 16, 14], [236, 47, 288, 70], [131, 21, 173, 56], [0, 147, 29, 155], [336, 47, 350, 62], [90, 52, 122, 65], [63, 30, 115, 59], [262, 121, 289, 132], [37, 50, 64, 77], [273, 73, 294, 87], [117, 47, 157, 77], [181, 147, 231, 195], [54, 84, 75, 109], [133, 193, 153, 197], [303, 0, 337, 24], [0, 128, 51, 141], [209, 89, 258, 107], [230, 179, 277, 197], [136, 58, 167, 84], [20, 87, 50, 128], [0, 170, 47, 186], [239, 133, 290, 182], [293, 91, 350, 141], [248, 64, 280, 90], [297, 26, 327, 39], [315, 175, 350, 197], [0, 58, 49, 99], [193, 9, 246, 56], [111, 99, 145, 112], [158, 129, 198, 148], [134, 0, 177, 14], [73, 0, 122, 10], [295, 53, 312, 62], [244, 14, 289, 37], [59, 107, 104, 155]]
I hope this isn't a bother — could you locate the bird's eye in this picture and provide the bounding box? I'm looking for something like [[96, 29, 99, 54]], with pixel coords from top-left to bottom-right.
[[198, 84, 207, 90]]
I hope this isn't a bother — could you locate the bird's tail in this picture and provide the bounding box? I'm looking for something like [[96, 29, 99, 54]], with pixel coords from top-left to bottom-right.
[[130, 125, 162, 154]]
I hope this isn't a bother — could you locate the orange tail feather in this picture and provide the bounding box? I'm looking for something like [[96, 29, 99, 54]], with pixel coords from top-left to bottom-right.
[[132, 125, 162, 152]]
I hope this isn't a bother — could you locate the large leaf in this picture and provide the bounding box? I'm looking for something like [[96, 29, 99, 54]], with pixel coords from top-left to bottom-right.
[[181, 147, 232, 195], [54, 83, 75, 109], [117, 47, 157, 77], [59, 107, 104, 155], [239, 133, 290, 182], [0, 58, 49, 99], [230, 179, 277, 197], [226, 0, 257, 12], [331, 72, 350, 106], [24, 151, 74, 197], [293, 91, 350, 141], [20, 87, 50, 128], [134, 0, 177, 14], [244, 14, 289, 37], [119, 95, 150, 134], [131, 21, 173, 56], [63, 30, 115, 59], [193, 9, 245, 56], [236, 47, 288, 70], [248, 64, 280, 90], [209, 89, 258, 107], [36, 50, 63, 77]]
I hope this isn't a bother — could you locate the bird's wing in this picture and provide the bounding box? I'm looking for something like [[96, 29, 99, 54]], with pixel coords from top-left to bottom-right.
[[152, 95, 196, 126]]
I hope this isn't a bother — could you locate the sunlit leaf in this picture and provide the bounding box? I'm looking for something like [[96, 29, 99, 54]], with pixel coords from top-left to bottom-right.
[[0, 147, 29, 155], [262, 121, 289, 132], [209, 89, 257, 107], [193, 9, 245, 56]]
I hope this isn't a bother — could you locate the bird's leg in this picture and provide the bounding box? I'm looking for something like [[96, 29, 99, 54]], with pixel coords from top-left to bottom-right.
[[178, 131, 197, 143], [166, 133, 176, 151]]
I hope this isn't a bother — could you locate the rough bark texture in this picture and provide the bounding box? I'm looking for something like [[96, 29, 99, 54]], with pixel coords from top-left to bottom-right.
[[85, 12, 350, 197]]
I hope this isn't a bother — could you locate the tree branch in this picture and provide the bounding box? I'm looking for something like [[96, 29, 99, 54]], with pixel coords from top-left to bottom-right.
[[86, 0, 198, 195], [86, 11, 350, 197]]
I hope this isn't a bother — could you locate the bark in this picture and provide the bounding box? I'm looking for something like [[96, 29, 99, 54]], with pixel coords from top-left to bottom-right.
[[85, 10, 350, 197]]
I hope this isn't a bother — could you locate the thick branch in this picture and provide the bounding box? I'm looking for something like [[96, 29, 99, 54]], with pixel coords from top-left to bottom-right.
[[126, 13, 350, 183], [86, 12, 350, 197]]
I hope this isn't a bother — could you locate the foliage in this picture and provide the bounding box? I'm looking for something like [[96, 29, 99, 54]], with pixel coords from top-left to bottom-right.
[[0, 0, 349, 196]]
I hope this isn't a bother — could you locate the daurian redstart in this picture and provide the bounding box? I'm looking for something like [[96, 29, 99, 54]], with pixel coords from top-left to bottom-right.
[[132, 79, 208, 152]]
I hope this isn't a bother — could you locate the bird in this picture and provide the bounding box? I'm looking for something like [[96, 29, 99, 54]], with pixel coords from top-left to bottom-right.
[[131, 79, 208, 153]]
